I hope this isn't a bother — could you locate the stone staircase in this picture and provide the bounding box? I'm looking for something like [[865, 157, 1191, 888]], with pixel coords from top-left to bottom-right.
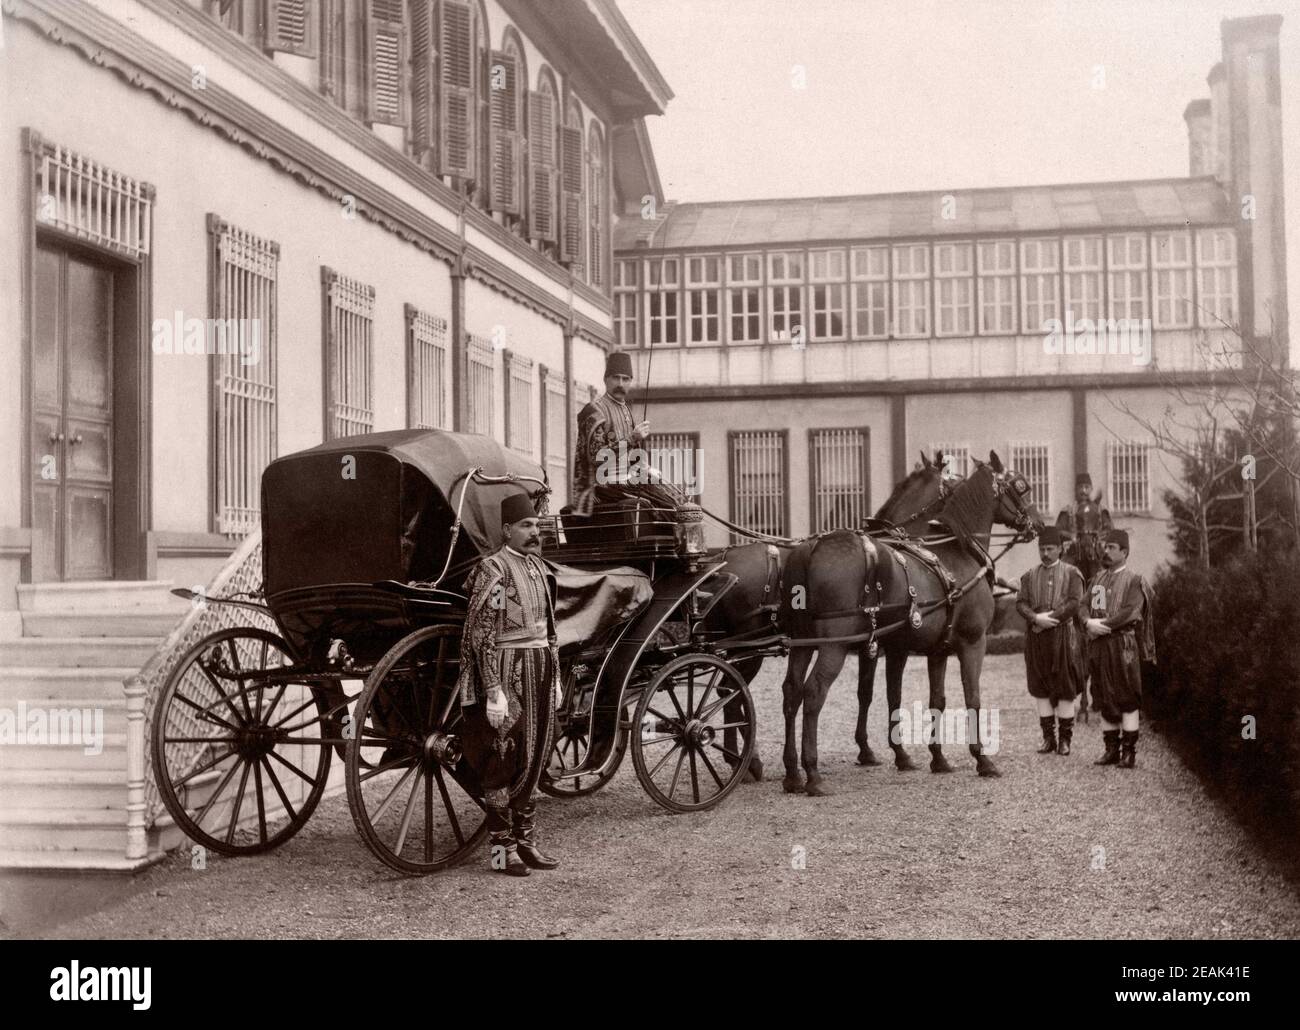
[[0, 581, 187, 870]]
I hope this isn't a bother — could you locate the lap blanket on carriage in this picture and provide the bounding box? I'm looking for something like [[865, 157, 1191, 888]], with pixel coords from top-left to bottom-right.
[[548, 561, 653, 655]]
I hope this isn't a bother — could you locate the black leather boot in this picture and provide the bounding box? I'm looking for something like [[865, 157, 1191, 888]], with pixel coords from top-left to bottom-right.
[[1056, 717, 1074, 756], [487, 805, 529, 877], [513, 800, 559, 870], [1119, 729, 1139, 769], [1094, 730, 1120, 766], [1036, 716, 1057, 754]]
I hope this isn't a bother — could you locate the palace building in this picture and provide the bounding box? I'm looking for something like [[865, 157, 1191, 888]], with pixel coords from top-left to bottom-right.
[[616, 15, 1288, 582]]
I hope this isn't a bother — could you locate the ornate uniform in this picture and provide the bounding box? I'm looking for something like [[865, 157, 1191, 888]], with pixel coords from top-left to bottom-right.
[[1086, 564, 1155, 720], [1016, 559, 1086, 705], [1055, 473, 1113, 585], [456, 499, 560, 874], [571, 352, 685, 517]]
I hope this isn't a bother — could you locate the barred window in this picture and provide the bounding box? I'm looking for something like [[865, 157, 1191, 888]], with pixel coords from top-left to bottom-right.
[[768, 251, 804, 343], [405, 305, 448, 429], [1020, 238, 1060, 333], [810, 427, 870, 533], [927, 442, 970, 480], [892, 244, 929, 337], [977, 240, 1016, 334], [686, 255, 721, 344], [571, 380, 596, 425], [322, 266, 374, 439], [542, 369, 568, 505], [614, 259, 639, 347], [504, 350, 533, 455], [1108, 234, 1148, 322], [934, 242, 974, 336], [1007, 442, 1051, 514], [1063, 236, 1104, 322], [728, 252, 763, 343], [467, 333, 496, 437], [646, 256, 680, 346], [729, 429, 787, 542], [851, 245, 889, 339], [1196, 228, 1237, 328], [646, 431, 702, 501], [1152, 231, 1193, 329], [808, 249, 846, 341], [210, 216, 277, 536], [1108, 440, 1151, 514]]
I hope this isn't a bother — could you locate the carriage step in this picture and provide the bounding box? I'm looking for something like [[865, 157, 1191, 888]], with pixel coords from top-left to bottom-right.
[[0, 768, 126, 810], [0, 637, 159, 668], [0, 667, 140, 700], [16, 580, 185, 613], [20, 611, 182, 638]]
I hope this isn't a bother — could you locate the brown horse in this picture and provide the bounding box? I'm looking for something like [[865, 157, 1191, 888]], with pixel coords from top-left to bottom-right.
[[780, 453, 1042, 795]]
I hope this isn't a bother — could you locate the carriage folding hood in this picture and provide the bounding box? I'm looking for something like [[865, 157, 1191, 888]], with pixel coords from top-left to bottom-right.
[[260, 429, 548, 601]]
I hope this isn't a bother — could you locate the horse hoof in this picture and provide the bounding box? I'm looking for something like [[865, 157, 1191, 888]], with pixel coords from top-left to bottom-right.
[[930, 755, 954, 774], [745, 756, 765, 783], [857, 746, 882, 766], [804, 775, 833, 797], [894, 751, 918, 772], [976, 756, 1001, 778], [782, 774, 805, 794]]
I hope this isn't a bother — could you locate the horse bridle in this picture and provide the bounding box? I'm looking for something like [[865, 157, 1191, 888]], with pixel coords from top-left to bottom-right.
[[993, 469, 1037, 542], [892, 476, 955, 528]]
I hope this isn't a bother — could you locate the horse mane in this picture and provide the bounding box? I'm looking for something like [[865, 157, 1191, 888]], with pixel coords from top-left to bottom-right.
[[936, 463, 996, 544], [875, 466, 931, 520]]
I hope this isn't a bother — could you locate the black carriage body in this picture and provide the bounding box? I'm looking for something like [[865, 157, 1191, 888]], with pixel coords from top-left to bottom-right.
[[261, 429, 548, 662]]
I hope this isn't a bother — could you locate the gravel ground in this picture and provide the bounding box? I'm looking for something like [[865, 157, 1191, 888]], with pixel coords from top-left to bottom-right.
[[27, 654, 1300, 939]]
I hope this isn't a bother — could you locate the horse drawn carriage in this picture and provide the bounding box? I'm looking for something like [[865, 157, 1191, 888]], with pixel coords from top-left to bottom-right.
[[150, 429, 759, 875]]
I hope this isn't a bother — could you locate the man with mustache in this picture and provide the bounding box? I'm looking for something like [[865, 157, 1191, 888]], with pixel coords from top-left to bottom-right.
[[1084, 529, 1156, 769], [571, 350, 685, 517], [456, 492, 562, 876]]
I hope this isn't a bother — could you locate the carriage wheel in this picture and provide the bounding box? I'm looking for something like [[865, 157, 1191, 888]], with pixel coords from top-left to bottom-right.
[[152, 627, 335, 856], [539, 715, 627, 797], [630, 654, 755, 814], [345, 624, 487, 875]]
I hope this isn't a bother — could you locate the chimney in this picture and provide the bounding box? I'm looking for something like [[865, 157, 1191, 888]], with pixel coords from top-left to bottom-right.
[[1183, 99, 1213, 176], [1221, 14, 1288, 362], [1207, 62, 1230, 185]]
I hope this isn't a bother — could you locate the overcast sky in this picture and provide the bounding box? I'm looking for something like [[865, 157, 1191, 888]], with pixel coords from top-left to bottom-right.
[[618, 0, 1299, 352]]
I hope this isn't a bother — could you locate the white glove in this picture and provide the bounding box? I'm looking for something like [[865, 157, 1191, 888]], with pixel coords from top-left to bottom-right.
[[486, 687, 507, 729], [553, 677, 563, 710]]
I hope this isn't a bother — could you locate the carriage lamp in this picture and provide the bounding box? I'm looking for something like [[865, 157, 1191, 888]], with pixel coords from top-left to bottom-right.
[[676, 503, 706, 555]]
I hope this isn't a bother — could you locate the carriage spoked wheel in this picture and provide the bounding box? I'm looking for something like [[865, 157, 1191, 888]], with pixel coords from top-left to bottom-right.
[[152, 627, 336, 856], [345, 624, 487, 875], [630, 654, 756, 814], [539, 713, 627, 797]]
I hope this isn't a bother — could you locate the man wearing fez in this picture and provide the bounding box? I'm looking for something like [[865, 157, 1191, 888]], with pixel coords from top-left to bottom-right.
[[571, 350, 685, 517], [1055, 472, 1113, 585], [1084, 529, 1157, 769], [457, 492, 561, 876], [1015, 526, 1086, 756]]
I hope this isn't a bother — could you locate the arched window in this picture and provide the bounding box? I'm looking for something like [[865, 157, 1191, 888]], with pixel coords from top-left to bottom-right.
[[587, 121, 606, 288], [560, 96, 585, 276], [527, 70, 559, 248], [488, 31, 526, 220]]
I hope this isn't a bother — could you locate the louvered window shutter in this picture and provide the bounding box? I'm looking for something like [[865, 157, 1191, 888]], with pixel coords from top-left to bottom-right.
[[366, 0, 407, 125], [265, 0, 318, 57], [488, 50, 522, 215], [527, 90, 557, 243], [559, 125, 584, 267], [438, 0, 476, 180], [409, 0, 436, 162]]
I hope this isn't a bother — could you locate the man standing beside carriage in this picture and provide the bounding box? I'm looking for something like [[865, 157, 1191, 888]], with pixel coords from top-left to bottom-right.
[[457, 493, 562, 876], [1015, 526, 1086, 756], [1084, 529, 1156, 769]]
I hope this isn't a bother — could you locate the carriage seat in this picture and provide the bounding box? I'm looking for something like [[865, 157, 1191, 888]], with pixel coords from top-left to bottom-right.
[[556, 496, 678, 547], [551, 560, 654, 656]]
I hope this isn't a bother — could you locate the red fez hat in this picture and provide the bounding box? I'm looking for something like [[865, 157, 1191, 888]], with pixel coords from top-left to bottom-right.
[[500, 492, 536, 526]]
